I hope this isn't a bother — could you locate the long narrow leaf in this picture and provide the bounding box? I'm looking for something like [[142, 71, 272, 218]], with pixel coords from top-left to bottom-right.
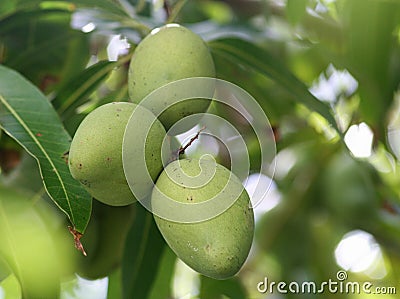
[[200, 276, 247, 299], [53, 54, 132, 119], [209, 38, 339, 132], [0, 0, 130, 19], [71, 0, 130, 17], [53, 60, 116, 117], [122, 204, 166, 299], [0, 65, 91, 233], [148, 246, 176, 299]]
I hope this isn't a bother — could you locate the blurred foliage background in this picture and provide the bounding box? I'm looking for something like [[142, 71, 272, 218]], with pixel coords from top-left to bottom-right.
[[1, 0, 400, 298]]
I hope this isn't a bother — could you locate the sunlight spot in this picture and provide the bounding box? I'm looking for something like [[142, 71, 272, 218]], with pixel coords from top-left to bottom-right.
[[335, 230, 385, 278], [388, 129, 400, 160], [173, 259, 199, 299], [244, 173, 281, 221], [310, 64, 358, 103], [82, 22, 96, 33], [107, 35, 130, 61], [151, 27, 161, 35], [344, 122, 373, 158], [270, 148, 297, 180], [62, 275, 108, 299], [387, 92, 400, 159], [165, 23, 181, 28]]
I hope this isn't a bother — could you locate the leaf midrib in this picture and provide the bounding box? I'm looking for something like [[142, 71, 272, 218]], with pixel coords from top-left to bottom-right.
[[0, 94, 73, 219]]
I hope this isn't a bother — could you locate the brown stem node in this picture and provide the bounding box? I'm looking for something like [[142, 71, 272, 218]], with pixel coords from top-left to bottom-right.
[[68, 226, 87, 256]]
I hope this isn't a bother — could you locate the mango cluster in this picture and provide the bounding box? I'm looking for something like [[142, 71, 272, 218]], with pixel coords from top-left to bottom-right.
[[68, 24, 254, 280]]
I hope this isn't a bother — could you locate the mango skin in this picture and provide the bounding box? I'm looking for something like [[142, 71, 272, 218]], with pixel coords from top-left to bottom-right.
[[68, 102, 166, 206], [152, 158, 254, 279], [128, 24, 216, 131]]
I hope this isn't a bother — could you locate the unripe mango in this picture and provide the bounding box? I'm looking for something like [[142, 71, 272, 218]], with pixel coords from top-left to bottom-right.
[[69, 102, 167, 206], [151, 158, 254, 279], [128, 24, 216, 131]]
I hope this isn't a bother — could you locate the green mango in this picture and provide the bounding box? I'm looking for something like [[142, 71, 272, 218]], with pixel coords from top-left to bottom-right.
[[68, 102, 168, 206], [77, 201, 135, 279], [128, 24, 216, 132], [151, 158, 254, 279]]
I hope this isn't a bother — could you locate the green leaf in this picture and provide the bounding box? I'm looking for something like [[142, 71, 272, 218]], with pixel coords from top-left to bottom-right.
[[0, 65, 91, 233], [0, 9, 90, 93], [53, 54, 132, 120], [107, 269, 123, 299], [70, 0, 130, 17], [199, 276, 247, 299], [0, 0, 16, 18], [1, 152, 43, 194], [122, 204, 166, 299], [148, 246, 176, 299], [53, 60, 117, 118], [0, 0, 40, 19], [286, 0, 308, 25], [0, 0, 129, 18], [342, 0, 400, 132], [209, 38, 339, 133], [211, 47, 295, 125]]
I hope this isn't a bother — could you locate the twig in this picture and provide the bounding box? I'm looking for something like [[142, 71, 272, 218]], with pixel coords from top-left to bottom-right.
[[121, 18, 151, 38], [170, 126, 206, 161], [135, 0, 147, 14], [163, 0, 172, 20], [179, 126, 206, 154], [68, 226, 87, 256], [166, 0, 188, 23]]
